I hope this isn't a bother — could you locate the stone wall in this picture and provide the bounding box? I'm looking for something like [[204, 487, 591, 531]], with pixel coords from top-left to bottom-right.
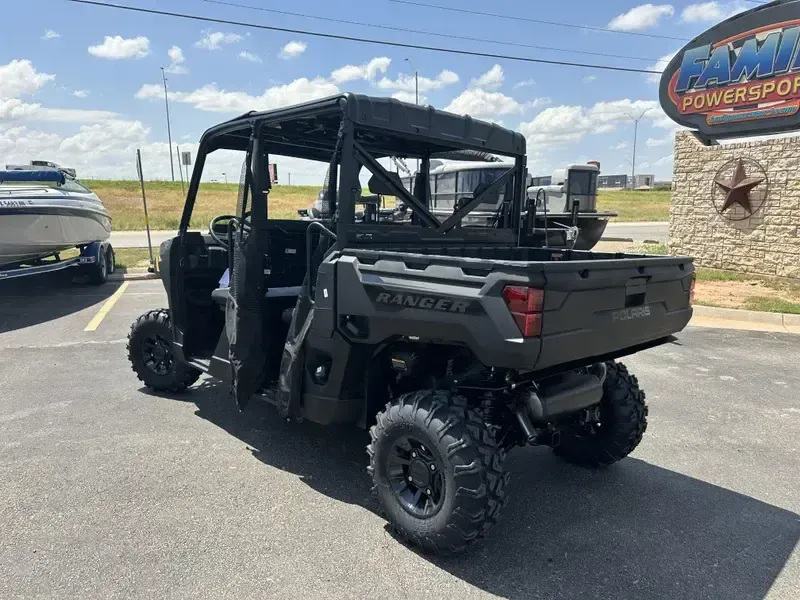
[[669, 130, 800, 279]]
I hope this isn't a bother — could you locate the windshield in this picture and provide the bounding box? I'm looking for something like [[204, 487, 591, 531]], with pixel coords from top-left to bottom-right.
[[568, 171, 597, 196], [61, 179, 91, 193]]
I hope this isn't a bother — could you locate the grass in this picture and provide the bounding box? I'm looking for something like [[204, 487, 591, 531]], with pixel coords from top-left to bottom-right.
[[60, 246, 154, 270], [113, 248, 156, 270], [743, 296, 800, 314], [89, 180, 319, 231], [85, 179, 671, 231], [596, 189, 670, 222], [694, 268, 749, 282], [639, 243, 668, 255]]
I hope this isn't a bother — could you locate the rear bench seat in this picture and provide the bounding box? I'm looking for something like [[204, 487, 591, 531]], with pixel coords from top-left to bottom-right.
[[211, 286, 302, 324]]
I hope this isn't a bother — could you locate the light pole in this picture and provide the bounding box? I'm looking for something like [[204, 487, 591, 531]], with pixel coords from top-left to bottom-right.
[[404, 58, 419, 173], [222, 172, 228, 185], [625, 108, 650, 189], [161, 67, 175, 182]]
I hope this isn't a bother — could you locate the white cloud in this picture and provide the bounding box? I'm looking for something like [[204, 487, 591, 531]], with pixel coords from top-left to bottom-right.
[[377, 70, 459, 93], [239, 51, 263, 63], [88, 35, 150, 59], [608, 4, 675, 31], [0, 98, 117, 123], [330, 57, 391, 83], [646, 50, 679, 84], [0, 60, 55, 98], [583, 75, 597, 83], [513, 79, 535, 89], [195, 30, 243, 50], [73, 90, 89, 98], [612, 141, 629, 150], [392, 91, 427, 104], [646, 135, 671, 147], [136, 77, 339, 113], [519, 99, 665, 149], [165, 45, 187, 74], [469, 65, 504, 90], [681, 2, 747, 22], [280, 41, 307, 59], [42, 30, 60, 40], [444, 88, 528, 122], [653, 154, 673, 167]]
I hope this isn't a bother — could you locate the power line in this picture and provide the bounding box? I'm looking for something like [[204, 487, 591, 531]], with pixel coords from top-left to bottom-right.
[[195, 0, 668, 64], [68, 0, 663, 74], [389, 0, 691, 42]]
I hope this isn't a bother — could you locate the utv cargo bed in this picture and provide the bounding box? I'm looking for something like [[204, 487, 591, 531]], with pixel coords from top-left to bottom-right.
[[331, 246, 693, 373]]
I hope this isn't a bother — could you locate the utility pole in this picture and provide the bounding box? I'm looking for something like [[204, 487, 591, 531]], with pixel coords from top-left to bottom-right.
[[626, 108, 650, 190], [161, 67, 175, 182], [404, 58, 419, 173], [222, 172, 228, 185]]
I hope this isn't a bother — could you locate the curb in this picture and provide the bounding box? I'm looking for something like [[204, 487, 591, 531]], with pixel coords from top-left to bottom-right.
[[600, 237, 634, 243], [691, 305, 800, 334], [109, 271, 159, 282]]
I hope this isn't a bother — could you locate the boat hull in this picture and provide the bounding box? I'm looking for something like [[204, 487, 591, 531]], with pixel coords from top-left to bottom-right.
[[0, 203, 111, 267]]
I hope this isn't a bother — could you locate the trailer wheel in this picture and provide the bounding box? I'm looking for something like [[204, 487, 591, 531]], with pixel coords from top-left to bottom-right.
[[106, 246, 115, 275], [367, 389, 509, 554], [127, 309, 201, 392], [553, 361, 647, 468], [87, 249, 108, 285]]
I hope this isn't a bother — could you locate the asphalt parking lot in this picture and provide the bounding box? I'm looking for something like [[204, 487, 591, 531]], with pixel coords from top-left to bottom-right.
[[1, 275, 799, 600]]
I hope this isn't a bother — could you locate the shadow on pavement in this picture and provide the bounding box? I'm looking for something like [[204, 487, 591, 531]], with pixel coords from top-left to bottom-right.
[[175, 379, 799, 600], [0, 271, 120, 334]]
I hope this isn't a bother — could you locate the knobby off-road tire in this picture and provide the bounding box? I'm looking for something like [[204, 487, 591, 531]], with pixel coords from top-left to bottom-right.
[[367, 389, 509, 554], [127, 309, 201, 392], [554, 361, 647, 468]]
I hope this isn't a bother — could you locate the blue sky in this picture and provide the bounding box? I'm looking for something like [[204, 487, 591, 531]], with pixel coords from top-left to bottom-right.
[[0, 0, 752, 182]]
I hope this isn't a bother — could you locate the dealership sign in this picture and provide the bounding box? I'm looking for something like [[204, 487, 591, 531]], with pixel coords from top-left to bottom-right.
[[659, 0, 800, 138]]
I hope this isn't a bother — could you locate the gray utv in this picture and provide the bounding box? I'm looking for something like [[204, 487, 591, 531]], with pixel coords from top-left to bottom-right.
[[128, 94, 694, 554]]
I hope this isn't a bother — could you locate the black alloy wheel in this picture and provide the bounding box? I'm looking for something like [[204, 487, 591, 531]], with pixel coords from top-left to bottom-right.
[[386, 435, 445, 518], [141, 333, 174, 376]]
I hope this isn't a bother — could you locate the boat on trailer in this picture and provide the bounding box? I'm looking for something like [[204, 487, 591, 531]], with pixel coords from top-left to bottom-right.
[[0, 168, 114, 283]]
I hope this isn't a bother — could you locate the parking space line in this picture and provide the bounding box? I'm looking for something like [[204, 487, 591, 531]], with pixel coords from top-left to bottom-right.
[[84, 282, 129, 332]]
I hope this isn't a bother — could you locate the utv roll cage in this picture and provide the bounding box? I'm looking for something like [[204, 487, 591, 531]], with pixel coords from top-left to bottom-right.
[[179, 93, 528, 246]]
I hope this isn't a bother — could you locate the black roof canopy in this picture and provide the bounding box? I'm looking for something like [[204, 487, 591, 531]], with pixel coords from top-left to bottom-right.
[[201, 93, 527, 161]]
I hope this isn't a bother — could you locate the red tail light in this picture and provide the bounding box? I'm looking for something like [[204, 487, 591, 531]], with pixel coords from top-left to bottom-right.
[[689, 272, 696, 305], [502, 285, 544, 337]]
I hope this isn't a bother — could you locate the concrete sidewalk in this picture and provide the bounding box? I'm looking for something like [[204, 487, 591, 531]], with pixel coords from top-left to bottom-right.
[[110, 221, 669, 248], [692, 305, 800, 334]]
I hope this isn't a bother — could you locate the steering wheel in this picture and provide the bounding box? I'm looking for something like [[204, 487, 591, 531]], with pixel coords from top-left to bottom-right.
[[208, 213, 250, 249]]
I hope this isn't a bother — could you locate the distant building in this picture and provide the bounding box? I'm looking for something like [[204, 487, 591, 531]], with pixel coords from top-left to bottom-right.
[[597, 173, 655, 190], [598, 174, 628, 189], [633, 174, 655, 189]]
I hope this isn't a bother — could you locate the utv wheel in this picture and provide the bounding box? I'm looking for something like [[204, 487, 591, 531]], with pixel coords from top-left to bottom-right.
[[127, 309, 201, 392], [553, 361, 647, 468], [367, 389, 509, 554]]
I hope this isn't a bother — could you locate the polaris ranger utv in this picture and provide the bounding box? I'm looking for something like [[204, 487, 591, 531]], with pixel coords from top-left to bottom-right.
[[128, 94, 694, 554]]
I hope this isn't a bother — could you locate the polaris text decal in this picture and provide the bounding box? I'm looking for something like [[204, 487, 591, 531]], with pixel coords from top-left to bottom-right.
[[612, 306, 651, 322]]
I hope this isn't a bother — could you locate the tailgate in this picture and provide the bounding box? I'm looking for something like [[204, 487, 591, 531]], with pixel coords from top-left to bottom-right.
[[535, 257, 694, 370]]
